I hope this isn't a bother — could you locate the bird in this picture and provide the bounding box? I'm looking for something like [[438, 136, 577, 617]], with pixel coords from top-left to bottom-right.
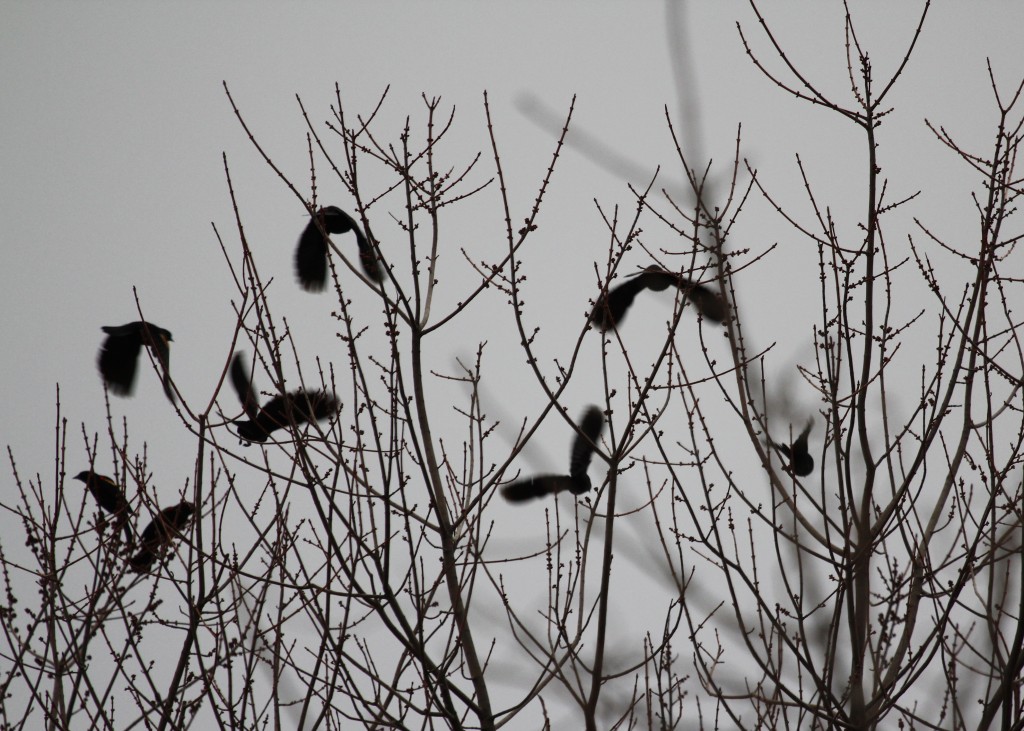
[[97, 321, 174, 403], [501, 405, 605, 502], [229, 351, 341, 445], [129, 501, 195, 573], [73, 470, 133, 542], [295, 205, 382, 292], [772, 418, 814, 477], [589, 265, 727, 331]]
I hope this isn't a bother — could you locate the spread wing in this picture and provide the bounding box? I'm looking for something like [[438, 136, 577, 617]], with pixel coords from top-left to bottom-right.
[[229, 352, 260, 421], [501, 475, 577, 502], [98, 328, 142, 395], [683, 281, 727, 323], [352, 219, 383, 283], [590, 275, 650, 331], [149, 331, 174, 404], [255, 390, 340, 438], [502, 405, 605, 503], [295, 218, 329, 292], [325, 207, 382, 283], [129, 502, 194, 573], [569, 406, 604, 482]]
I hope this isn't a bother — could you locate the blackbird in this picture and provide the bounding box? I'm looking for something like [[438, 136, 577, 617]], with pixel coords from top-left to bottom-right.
[[73, 470, 133, 542], [590, 265, 726, 331], [229, 351, 341, 445], [501, 405, 605, 502], [773, 418, 814, 477], [129, 501, 195, 573], [97, 321, 174, 403], [295, 205, 382, 291]]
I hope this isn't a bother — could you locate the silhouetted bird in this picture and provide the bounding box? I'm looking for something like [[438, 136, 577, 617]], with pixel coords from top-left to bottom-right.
[[589, 265, 726, 331], [295, 205, 382, 291], [683, 280, 727, 324], [129, 501, 195, 573], [501, 405, 605, 502], [74, 470, 133, 542], [97, 321, 174, 403], [773, 418, 814, 477], [229, 351, 341, 445]]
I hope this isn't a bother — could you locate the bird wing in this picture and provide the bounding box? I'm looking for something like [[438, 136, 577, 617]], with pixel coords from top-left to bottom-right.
[[356, 226, 384, 282], [326, 207, 382, 283], [91, 474, 129, 514], [501, 475, 576, 502], [98, 328, 142, 395], [254, 393, 294, 436], [590, 276, 649, 331], [229, 352, 260, 420], [796, 417, 814, 446], [306, 390, 341, 423], [149, 330, 174, 404], [255, 390, 339, 438], [351, 217, 384, 283], [295, 219, 329, 292], [569, 406, 604, 481], [129, 502, 194, 573], [683, 282, 727, 323], [790, 418, 815, 476]]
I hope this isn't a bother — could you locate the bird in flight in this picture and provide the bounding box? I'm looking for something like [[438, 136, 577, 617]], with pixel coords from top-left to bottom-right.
[[590, 265, 726, 331], [97, 321, 174, 403], [129, 501, 195, 573], [229, 351, 341, 445], [501, 405, 605, 502], [772, 418, 815, 477], [74, 470, 133, 542], [295, 205, 382, 291]]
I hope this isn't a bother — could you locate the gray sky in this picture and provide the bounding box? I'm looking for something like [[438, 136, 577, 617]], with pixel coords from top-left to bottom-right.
[[4, 2, 1020, 487], [2, 1, 1023, 724]]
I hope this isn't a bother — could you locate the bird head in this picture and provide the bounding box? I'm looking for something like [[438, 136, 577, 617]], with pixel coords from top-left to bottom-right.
[[234, 420, 266, 445]]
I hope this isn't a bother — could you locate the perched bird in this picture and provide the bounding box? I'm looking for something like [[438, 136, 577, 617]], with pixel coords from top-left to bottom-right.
[[129, 501, 195, 573], [295, 205, 382, 292], [589, 265, 726, 331], [772, 418, 815, 477], [501, 405, 605, 502], [73, 470, 133, 542], [97, 321, 174, 403], [229, 351, 341, 445]]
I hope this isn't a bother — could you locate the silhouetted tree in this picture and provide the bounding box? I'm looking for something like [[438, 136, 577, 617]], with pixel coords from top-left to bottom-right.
[[4, 5, 1023, 729]]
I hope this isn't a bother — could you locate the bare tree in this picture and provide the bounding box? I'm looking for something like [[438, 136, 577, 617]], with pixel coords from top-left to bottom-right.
[[3, 3, 1023, 729]]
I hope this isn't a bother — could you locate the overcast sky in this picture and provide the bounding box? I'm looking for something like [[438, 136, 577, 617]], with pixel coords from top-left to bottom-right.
[[2, 1, 1023, 724], [4, 1, 1022, 487]]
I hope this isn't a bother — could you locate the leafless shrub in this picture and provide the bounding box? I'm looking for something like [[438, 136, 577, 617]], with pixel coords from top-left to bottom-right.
[[3, 3, 1023, 729]]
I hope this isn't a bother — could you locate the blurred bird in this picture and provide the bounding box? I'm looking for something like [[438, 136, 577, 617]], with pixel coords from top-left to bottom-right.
[[772, 418, 814, 477], [589, 265, 726, 331], [295, 205, 382, 291], [97, 321, 174, 403], [129, 501, 195, 573], [229, 351, 341, 445], [501, 405, 605, 502], [73, 470, 133, 542]]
